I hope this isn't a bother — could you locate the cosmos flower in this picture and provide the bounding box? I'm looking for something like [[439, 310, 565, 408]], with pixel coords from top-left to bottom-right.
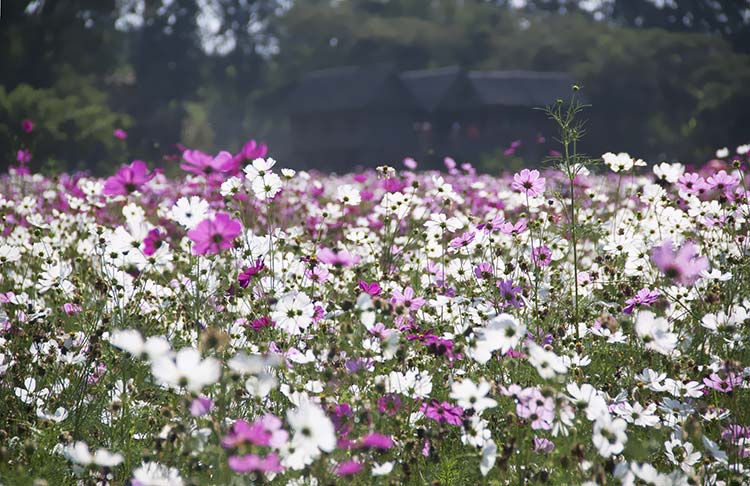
[[592, 414, 628, 457], [151, 348, 221, 392], [113, 128, 128, 139], [390, 286, 425, 311], [21, 119, 34, 133], [170, 196, 210, 229], [450, 379, 497, 413], [622, 287, 660, 314], [187, 213, 242, 255], [318, 247, 360, 267], [512, 169, 545, 197], [651, 240, 708, 286], [472, 313, 526, 364], [286, 401, 336, 469], [272, 292, 315, 335], [63, 441, 123, 467], [180, 149, 237, 176], [532, 246, 552, 267], [102, 160, 154, 196]]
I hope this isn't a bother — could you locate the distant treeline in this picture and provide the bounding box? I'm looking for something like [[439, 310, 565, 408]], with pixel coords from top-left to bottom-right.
[[1, 0, 749, 174]]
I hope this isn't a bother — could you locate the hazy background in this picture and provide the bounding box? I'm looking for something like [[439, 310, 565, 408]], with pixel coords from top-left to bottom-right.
[[2, 0, 749, 174]]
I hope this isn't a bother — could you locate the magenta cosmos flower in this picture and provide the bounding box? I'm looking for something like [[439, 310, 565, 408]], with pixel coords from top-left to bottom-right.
[[228, 453, 283, 474], [21, 119, 34, 133], [187, 212, 242, 255], [391, 286, 426, 311], [512, 169, 546, 197], [16, 149, 32, 164], [102, 160, 154, 196], [113, 128, 128, 139], [232, 139, 268, 167], [181, 149, 237, 176], [651, 240, 708, 286]]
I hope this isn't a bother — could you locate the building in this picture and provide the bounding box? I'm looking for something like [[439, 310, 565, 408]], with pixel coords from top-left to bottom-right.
[[285, 64, 576, 171]]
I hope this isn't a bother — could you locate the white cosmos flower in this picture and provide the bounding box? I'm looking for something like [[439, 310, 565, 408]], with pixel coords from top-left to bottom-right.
[[653, 162, 685, 183], [471, 313, 525, 364], [716, 147, 730, 158], [219, 176, 243, 197], [272, 292, 315, 335], [592, 415, 628, 457], [37, 406, 69, 423], [286, 400, 336, 470], [566, 383, 608, 421], [664, 435, 701, 472], [244, 157, 277, 180], [480, 439, 497, 476], [170, 196, 209, 229], [0, 244, 22, 263], [109, 329, 171, 360], [131, 461, 185, 486], [337, 184, 361, 206], [527, 342, 568, 379], [450, 379, 497, 414], [372, 462, 394, 476], [63, 441, 123, 467], [151, 348, 221, 392], [382, 369, 433, 399], [634, 311, 678, 355], [251, 173, 283, 200], [613, 402, 660, 427], [602, 152, 646, 172]]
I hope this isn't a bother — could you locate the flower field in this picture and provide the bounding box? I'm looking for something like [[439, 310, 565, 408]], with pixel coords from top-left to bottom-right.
[[1, 137, 750, 485]]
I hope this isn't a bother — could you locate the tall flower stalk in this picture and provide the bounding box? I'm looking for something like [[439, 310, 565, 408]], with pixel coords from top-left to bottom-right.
[[541, 88, 590, 333]]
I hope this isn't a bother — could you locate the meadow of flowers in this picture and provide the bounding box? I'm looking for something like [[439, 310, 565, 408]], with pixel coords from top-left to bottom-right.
[[1, 115, 750, 485]]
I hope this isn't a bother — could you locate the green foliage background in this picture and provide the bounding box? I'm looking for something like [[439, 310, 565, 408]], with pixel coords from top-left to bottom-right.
[[1, 0, 749, 173]]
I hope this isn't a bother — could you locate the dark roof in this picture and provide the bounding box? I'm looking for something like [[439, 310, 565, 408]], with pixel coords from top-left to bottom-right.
[[285, 64, 415, 114], [468, 70, 575, 107], [286, 66, 578, 114], [400, 66, 464, 112]]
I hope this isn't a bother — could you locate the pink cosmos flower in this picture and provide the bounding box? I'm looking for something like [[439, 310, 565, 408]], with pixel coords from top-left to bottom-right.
[[359, 433, 394, 450], [532, 246, 552, 267], [232, 139, 268, 167], [391, 286, 425, 311], [706, 170, 739, 195], [500, 220, 527, 236], [228, 453, 283, 473], [403, 157, 418, 170], [21, 119, 34, 133], [189, 396, 214, 417], [676, 173, 708, 195], [533, 437, 555, 454], [474, 262, 494, 279], [16, 149, 32, 164], [497, 279, 523, 308], [143, 228, 165, 256], [420, 400, 463, 425], [703, 373, 743, 393], [512, 169, 546, 197], [336, 460, 363, 476], [449, 231, 476, 249], [187, 212, 242, 255], [358, 280, 382, 296], [238, 259, 265, 288], [623, 288, 660, 314], [113, 128, 128, 139], [317, 247, 360, 267], [61, 303, 82, 315], [102, 160, 154, 196], [651, 240, 708, 286], [377, 394, 402, 415], [181, 149, 237, 176]]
